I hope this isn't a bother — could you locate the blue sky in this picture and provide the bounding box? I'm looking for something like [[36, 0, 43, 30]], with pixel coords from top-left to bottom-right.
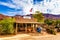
[[0, 0, 60, 16]]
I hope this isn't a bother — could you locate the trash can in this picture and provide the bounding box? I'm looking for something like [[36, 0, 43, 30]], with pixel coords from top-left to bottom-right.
[[36, 27, 41, 33]]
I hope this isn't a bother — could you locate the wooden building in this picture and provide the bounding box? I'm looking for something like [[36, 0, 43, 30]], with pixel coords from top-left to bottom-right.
[[14, 15, 41, 34]]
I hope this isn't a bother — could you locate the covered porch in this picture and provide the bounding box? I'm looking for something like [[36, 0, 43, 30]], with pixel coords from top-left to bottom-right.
[[14, 22, 40, 34]]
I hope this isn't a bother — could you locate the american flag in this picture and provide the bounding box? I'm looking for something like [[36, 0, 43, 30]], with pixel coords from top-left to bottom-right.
[[30, 8, 33, 12]]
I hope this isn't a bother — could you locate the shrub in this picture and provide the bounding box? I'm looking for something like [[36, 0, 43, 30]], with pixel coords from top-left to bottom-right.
[[50, 29, 56, 35], [0, 18, 15, 35], [44, 19, 54, 25], [46, 28, 56, 35]]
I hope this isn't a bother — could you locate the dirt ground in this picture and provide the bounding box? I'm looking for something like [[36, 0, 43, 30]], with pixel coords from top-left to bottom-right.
[[0, 32, 60, 40]]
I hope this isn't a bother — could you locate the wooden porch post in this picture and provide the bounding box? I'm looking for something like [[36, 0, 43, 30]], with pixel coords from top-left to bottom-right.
[[15, 23, 18, 34], [32, 24, 34, 32], [31, 24, 32, 32], [36, 24, 38, 27], [25, 24, 27, 32]]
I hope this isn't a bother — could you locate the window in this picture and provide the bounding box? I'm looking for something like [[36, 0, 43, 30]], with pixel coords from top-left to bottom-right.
[[23, 16, 31, 19]]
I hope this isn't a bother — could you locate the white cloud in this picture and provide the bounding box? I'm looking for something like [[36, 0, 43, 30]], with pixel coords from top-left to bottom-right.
[[0, 0, 60, 15], [11, 0, 33, 15], [0, 0, 33, 15], [0, 2, 20, 9], [1, 11, 17, 16], [3, 11, 24, 16], [34, 0, 60, 15]]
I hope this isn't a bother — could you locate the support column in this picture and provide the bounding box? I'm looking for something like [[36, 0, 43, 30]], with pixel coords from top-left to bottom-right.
[[36, 24, 38, 27], [31, 24, 32, 32], [15, 23, 18, 34], [25, 24, 27, 32], [19, 23, 20, 31], [32, 24, 35, 32]]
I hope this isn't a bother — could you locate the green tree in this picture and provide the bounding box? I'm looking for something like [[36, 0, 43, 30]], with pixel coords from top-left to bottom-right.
[[33, 11, 44, 23], [55, 20, 60, 32], [55, 20, 60, 28], [45, 19, 56, 35], [44, 19, 54, 25], [0, 18, 15, 34]]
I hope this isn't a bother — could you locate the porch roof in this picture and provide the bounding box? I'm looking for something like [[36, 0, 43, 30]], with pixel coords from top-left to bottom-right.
[[15, 16, 40, 24], [15, 21, 40, 24]]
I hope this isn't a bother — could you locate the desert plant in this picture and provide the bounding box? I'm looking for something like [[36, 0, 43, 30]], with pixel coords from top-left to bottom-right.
[[55, 20, 60, 32], [46, 28, 56, 35], [0, 18, 15, 35], [44, 19, 54, 25]]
